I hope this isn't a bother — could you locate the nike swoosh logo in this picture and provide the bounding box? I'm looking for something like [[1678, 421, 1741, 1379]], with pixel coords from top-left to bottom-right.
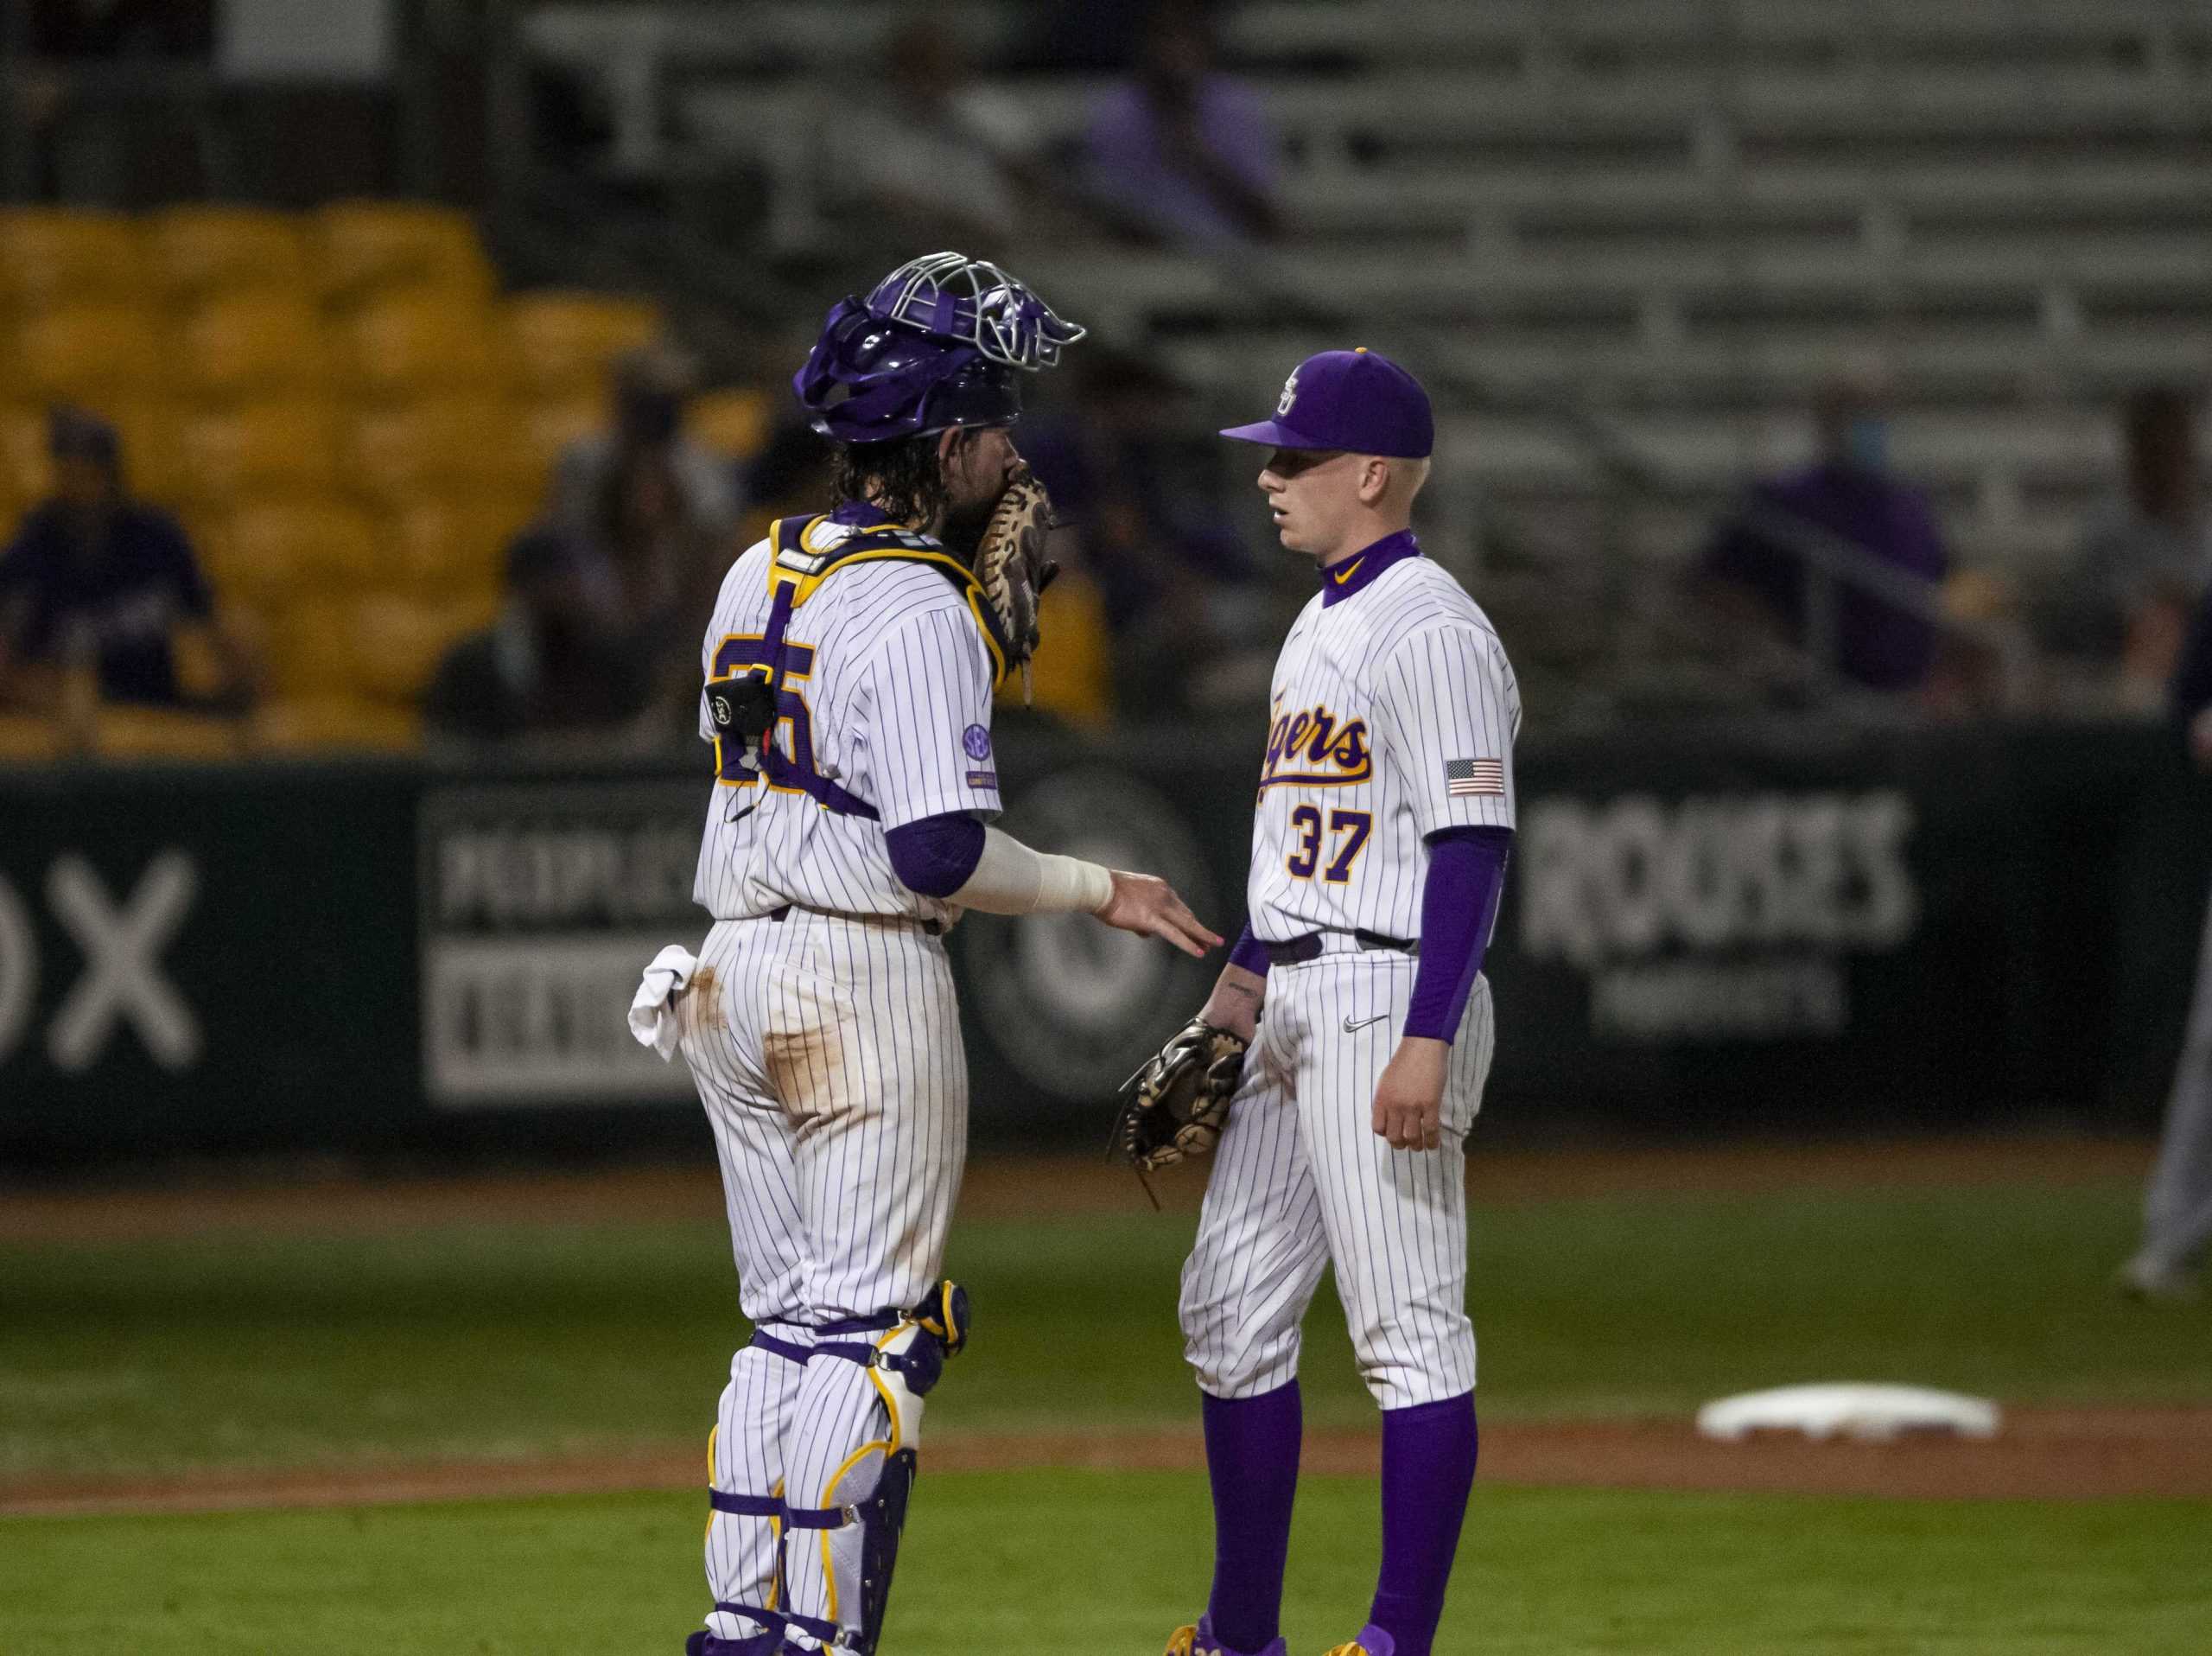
[[1331, 557, 1364, 585], [1342, 1013, 1390, 1032]]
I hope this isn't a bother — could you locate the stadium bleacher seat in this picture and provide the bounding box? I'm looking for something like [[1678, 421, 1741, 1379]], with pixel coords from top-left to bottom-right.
[[109, 401, 188, 507], [689, 387, 772, 462], [91, 707, 243, 761], [313, 201, 494, 306], [341, 290, 512, 400], [346, 591, 499, 704], [0, 715, 59, 762], [177, 294, 334, 401], [208, 499, 384, 606], [386, 497, 534, 596], [0, 209, 148, 310], [0, 406, 48, 502], [505, 292, 661, 397], [148, 207, 312, 303], [181, 399, 343, 507], [343, 398, 531, 510], [251, 697, 421, 753], [518, 394, 601, 481], [17, 304, 166, 402]]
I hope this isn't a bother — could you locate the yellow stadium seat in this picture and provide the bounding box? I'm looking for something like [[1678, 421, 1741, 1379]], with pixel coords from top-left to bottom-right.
[[18, 304, 166, 401], [147, 207, 311, 303], [518, 394, 601, 482], [92, 707, 244, 761], [262, 596, 351, 697], [505, 292, 660, 396], [386, 496, 533, 595], [348, 590, 497, 704], [180, 399, 341, 507], [0, 714, 60, 761], [251, 696, 420, 754], [176, 294, 333, 400], [314, 201, 493, 305], [0, 405, 48, 501], [207, 499, 383, 607], [342, 398, 529, 509], [1006, 570, 1114, 729], [0, 209, 148, 309], [690, 387, 773, 462], [342, 290, 512, 399], [108, 400, 188, 506]]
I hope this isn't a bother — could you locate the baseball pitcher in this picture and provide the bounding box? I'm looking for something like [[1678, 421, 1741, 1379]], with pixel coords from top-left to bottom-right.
[[1121, 350, 1517, 1656], [632, 253, 1219, 1656]]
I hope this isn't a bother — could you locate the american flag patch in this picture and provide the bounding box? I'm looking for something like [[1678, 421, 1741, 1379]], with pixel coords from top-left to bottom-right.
[[1446, 758, 1505, 798]]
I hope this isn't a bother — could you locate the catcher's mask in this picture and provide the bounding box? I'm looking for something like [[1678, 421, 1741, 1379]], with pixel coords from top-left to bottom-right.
[[794, 252, 1085, 445]]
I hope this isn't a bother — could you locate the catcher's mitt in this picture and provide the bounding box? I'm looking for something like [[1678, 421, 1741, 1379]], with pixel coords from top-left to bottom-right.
[[971, 465, 1059, 700], [1114, 1017, 1249, 1175]]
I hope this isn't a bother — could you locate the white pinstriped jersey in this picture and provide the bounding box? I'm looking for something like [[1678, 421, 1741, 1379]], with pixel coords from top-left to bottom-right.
[[1247, 543, 1520, 943], [692, 516, 1002, 923]]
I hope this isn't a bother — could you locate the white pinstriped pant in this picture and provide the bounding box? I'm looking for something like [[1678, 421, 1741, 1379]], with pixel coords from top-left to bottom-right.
[[1180, 949, 1493, 1411], [677, 909, 966, 1646]]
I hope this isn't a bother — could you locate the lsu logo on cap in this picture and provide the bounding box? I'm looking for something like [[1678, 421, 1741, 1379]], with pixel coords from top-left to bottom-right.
[[1276, 371, 1299, 417]]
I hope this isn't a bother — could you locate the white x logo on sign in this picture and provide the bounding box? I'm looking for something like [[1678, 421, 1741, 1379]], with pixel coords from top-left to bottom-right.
[[46, 851, 202, 1072]]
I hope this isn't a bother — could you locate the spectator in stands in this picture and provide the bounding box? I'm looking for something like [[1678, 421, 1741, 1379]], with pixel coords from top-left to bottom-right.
[[2047, 388, 2209, 711], [1084, 2, 1284, 251], [1020, 348, 1275, 712], [0, 407, 252, 716], [825, 14, 1049, 252], [1700, 379, 1949, 695], [552, 343, 737, 723], [423, 525, 652, 748], [551, 343, 738, 572]]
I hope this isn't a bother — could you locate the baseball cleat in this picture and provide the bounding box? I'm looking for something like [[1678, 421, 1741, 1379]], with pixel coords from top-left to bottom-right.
[[1165, 1618, 1287, 1656], [2113, 1252, 2202, 1303], [1321, 1627, 1395, 1656]]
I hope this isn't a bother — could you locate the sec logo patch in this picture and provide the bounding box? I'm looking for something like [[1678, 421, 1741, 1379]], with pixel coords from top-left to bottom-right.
[[963, 723, 992, 761]]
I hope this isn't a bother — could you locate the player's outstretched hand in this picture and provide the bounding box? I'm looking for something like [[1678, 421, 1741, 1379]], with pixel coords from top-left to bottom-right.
[[1372, 1036, 1448, 1151], [1093, 870, 1224, 959]]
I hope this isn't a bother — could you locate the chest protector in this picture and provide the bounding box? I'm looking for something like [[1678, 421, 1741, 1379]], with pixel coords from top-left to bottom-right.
[[703, 515, 1015, 819]]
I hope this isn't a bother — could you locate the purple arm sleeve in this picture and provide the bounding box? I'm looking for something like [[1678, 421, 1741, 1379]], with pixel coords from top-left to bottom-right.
[[1403, 825, 1513, 1042], [1228, 924, 1272, 978], [884, 811, 987, 899]]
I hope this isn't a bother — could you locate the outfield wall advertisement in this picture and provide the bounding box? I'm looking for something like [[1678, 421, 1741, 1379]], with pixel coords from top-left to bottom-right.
[[2, 721, 2204, 1161]]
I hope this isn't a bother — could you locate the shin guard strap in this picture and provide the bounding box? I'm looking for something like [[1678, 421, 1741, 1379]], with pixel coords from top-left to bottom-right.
[[710, 1602, 785, 1638], [782, 1501, 855, 1530], [782, 1609, 848, 1646], [708, 1490, 783, 1519]]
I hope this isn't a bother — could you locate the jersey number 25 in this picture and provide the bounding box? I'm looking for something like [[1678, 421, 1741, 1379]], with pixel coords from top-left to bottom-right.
[[1286, 806, 1372, 883]]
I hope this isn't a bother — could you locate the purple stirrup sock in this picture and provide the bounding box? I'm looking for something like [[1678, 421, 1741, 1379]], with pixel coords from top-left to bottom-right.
[[1202, 1380, 1302, 1655], [1369, 1392, 1478, 1656]]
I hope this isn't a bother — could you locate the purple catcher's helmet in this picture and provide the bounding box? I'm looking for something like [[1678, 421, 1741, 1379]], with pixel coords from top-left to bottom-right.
[[793, 252, 1086, 445]]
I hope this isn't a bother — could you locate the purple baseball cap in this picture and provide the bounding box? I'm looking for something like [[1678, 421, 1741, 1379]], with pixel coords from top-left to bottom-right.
[[1220, 347, 1433, 458]]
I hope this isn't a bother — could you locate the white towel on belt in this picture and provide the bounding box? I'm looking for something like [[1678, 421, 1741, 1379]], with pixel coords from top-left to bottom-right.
[[628, 945, 700, 1061]]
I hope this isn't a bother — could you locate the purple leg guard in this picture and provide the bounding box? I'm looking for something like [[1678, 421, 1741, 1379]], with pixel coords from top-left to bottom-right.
[[1367, 1392, 1478, 1656], [1201, 1380, 1301, 1655]]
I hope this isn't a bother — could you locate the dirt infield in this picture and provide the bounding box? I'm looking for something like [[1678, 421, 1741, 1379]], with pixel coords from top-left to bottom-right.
[[8, 1408, 2210, 1518], [0, 1135, 2157, 1245]]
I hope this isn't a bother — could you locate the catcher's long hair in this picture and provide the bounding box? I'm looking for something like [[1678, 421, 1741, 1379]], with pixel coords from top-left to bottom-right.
[[832, 435, 950, 534]]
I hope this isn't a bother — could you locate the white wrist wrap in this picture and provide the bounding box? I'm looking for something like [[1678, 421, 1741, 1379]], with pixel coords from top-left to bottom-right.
[[951, 826, 1112, 915]]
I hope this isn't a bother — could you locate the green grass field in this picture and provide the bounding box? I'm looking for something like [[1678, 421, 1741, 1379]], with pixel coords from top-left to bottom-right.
[[4, 1162, 2209, 1653]]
